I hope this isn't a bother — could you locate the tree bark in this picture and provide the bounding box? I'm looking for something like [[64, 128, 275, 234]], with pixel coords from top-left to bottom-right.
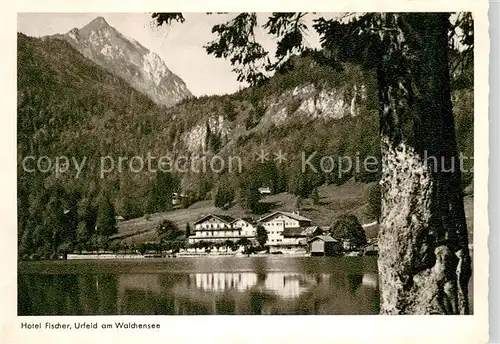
[[377, 13, 471, 314]]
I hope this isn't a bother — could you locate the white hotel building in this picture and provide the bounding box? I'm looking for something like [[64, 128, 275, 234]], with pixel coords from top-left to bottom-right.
[[188, 211, 317, 248], [188, 215, 256, 244], [257, 211, 313, 247]]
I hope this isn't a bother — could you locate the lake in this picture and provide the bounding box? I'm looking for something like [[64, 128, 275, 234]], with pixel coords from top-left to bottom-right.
[[18, 256, 380, 315]]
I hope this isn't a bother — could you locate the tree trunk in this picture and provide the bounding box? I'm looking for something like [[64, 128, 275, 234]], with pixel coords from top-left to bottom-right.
[[377, 13, 471, 314]]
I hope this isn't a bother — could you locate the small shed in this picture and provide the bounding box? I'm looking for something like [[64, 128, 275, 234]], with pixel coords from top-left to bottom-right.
[[308, 235, 342, 256]]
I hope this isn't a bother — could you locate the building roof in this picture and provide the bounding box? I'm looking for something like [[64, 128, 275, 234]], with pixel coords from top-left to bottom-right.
[[308, 235, 338, 243], [258, 211, 312, 223], [301, 226, 323, 236], [194, 214, 236, 225], [231, 217, 255, 225]]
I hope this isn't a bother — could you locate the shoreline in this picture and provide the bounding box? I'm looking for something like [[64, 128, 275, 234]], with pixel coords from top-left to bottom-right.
[[63, 251, 313, 260]]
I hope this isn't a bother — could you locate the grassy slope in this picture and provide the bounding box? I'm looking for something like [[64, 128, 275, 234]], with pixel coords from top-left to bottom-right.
[[114, 182, 474, 245]]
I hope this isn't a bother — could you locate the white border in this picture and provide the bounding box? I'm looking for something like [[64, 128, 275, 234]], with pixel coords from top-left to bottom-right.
[[488, 2, 499, 342]]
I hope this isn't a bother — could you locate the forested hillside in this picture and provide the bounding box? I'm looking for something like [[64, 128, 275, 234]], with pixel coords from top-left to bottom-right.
[[18, 33, 162, 257], [17, 32, 473, 258]]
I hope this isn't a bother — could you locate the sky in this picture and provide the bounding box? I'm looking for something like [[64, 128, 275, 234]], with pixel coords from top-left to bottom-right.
[[17, 13, 336, 96]]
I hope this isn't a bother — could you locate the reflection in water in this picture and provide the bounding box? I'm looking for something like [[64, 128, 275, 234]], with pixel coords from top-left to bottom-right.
[[191, 273, 257, 292], [362, 273, 379, 289], [189, 272, 315, 299], [19, 257, 380, 315], [348, 274, 363, 294]]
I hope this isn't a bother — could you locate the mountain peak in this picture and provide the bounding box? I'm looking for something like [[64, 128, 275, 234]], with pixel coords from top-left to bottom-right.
[[53, 16, 192, 106], [85, 16, 110, 30]]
